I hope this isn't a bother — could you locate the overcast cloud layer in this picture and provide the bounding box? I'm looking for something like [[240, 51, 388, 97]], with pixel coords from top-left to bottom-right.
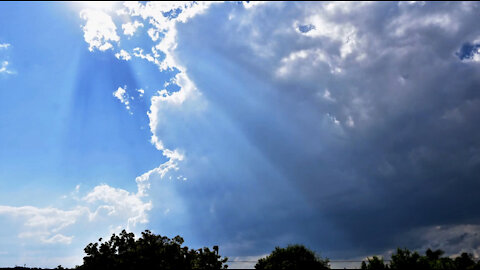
[[1, 1, 480, 268]]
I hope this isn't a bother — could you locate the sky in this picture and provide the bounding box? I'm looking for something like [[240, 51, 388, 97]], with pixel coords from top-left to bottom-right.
[[1, 1, 480, 268]]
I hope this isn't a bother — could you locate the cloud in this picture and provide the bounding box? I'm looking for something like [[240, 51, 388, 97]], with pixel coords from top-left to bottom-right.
[[0, 150, 179, 245], [0, 61, 13, 74], [0, 43, 14, 75], [77, 0, 480, 262], [243, 1, 267, 9], [132, 47, 159, 65], [113, 85, 132, 112], [399, 225, 480, 258], [322, 89, 335, 102], [122, 20, 143, 36], [80, 9, 120, 51], [0, 178, 155, 245], [135, 149, 184, 197], [138, 1, 480, 259], [82, 184, 152, 229], [44, 234, 74, 245], [113, 1, 212, 169], [147, 72, 205, 154], [0, 205, 86, 244], [115, 49, 131, 61], [119, 1, 219, 70]]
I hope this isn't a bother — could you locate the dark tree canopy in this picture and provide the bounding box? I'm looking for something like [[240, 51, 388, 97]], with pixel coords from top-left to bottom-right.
[[255, 244, 330, 270], [78, 230, 228, 270], [361, 256, 388, 270], [361, 248, 480, 270]]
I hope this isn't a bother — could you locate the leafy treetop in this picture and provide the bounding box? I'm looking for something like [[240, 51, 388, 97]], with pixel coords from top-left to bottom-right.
[[255, 244, 330, 270], [78, 230, 228, 270]]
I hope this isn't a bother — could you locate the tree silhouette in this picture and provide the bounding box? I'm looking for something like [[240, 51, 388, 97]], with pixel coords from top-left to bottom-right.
[[78, 230, 228, 270], [361, 248, 480, 270], [255, 244, 329, 270], [389, 248, 423, 269], [361, 256, 388, 270], [454, 252, 478, 270]]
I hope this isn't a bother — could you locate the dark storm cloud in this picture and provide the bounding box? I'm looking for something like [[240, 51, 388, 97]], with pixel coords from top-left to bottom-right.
[[146, 1, 480, 260]]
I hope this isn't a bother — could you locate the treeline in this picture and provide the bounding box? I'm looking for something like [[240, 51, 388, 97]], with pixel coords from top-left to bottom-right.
[[361, 248, 480, 270], [4, 230, 480, 269]]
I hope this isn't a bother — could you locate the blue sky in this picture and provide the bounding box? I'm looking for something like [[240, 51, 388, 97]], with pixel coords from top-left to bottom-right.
[[1, 1, 480, 268]]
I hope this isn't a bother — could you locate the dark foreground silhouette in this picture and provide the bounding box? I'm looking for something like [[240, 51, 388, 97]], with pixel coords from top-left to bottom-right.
[[3, 230, 480, 269], [255, 244, 329, 269], [361, 248, 480, 270], [79, 230, 227, 269]]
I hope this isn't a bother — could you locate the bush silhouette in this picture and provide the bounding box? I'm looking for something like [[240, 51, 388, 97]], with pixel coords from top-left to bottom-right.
[[78, 230, 228, 270], [255, 244, 329, 269]]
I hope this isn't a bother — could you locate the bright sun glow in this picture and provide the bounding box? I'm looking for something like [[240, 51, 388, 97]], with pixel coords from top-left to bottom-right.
[[72, 1, 120, 12]]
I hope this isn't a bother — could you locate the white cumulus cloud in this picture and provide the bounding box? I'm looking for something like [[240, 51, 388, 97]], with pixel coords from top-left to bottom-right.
[[80, 9, 120, 51], [83, 184, 152, 229], [115, 49, 131, 60], [122, 20, 144, 36]]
